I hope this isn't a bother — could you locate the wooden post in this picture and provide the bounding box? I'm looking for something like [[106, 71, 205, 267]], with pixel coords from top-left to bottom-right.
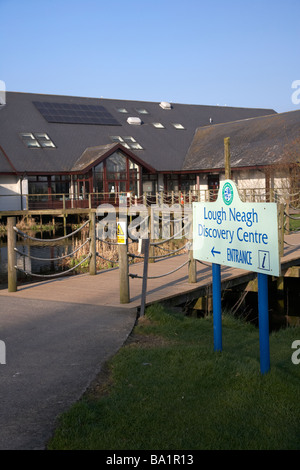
[[285, 199, 290, 234], [7, 217, 17, 292], [224, 137, 231, 179], [140, 238, 150, 316], [89, 212, 96, 275], [188, 243, 197, 283], [63, 215, 67, 236], [119, 242, 130, 303], [278, 203, 285, 258]]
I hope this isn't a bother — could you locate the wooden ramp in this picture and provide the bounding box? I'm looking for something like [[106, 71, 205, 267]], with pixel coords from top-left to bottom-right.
[[1, 232, 300, 311]]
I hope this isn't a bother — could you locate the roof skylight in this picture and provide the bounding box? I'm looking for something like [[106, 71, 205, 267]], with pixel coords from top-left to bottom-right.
[[35, 133, 56, 147], [20, 132, 56, 148], [152, 122, 165, 129], [172, 123, 185, 129], [110, 136, 143, 150], [136, 108, 149, 114]]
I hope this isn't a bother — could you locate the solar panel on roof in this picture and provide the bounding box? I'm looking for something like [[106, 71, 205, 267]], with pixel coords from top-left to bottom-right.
[[33, 101, 121, 126]]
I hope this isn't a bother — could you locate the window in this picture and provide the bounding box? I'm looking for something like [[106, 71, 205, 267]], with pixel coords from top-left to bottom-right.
[[110, 136, 131, 149], [111, 136, 125, 143], [110, 136, 143, 150], [142, 174, 158, 194], [93, 162, 104, 192], [136, 108, 149, 114], [20, 132, 56, 148], [123, 136, 136, 143], [172, 123, 185, 130], [116, 107, 128, 113], [20, 133, 40, 148], [129, 142, 143, 150], [35, 133, 56, 148], [50, 175, 70, 194], [152, 122, 165, 129], [28, 175, 49, 194], [106, 152, 127, 180]]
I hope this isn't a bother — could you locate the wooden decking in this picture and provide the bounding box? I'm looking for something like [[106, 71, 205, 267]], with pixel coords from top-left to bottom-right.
[[1, 232, 300, 311]]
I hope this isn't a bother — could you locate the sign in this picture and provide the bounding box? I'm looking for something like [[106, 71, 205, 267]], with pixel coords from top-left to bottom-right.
[[193, 180, 281, 277], [117, 221, 127, 245]]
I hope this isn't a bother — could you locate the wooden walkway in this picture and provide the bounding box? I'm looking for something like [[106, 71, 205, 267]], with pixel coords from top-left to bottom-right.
[[1, 232, 300, 311]]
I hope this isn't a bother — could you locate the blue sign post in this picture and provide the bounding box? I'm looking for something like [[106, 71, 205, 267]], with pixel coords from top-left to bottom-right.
[[212, 263, 222, 352], [257, 273, 271, 374], [193, 180, 281, 374]]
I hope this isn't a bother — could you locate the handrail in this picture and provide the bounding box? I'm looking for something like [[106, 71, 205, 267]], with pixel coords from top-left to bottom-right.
[[13, 219, 89, 242], [2, 187, 299, 209]]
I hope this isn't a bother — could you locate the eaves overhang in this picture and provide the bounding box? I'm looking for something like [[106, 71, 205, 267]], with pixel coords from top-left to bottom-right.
[[71, 142, 157, 174]]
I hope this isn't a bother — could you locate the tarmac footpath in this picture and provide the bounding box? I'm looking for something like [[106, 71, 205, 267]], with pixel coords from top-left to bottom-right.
[[0, 296, 136, 450]]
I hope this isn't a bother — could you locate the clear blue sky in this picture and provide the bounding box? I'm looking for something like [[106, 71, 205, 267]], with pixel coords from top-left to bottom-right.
[[1, 0, 299, 113]]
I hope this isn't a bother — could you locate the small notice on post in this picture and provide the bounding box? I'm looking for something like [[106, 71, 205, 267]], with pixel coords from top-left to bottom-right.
[[117, 221, 127, 245]]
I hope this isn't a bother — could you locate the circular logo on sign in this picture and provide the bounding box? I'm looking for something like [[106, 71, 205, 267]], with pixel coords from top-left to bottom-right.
[[222, 182, 234, 205]]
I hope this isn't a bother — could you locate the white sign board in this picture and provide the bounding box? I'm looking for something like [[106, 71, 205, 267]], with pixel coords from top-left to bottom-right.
[[193, 180, 281, 277]]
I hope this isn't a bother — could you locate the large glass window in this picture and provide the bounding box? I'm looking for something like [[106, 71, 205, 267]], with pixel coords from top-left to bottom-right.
[[50, 175, 70, 194], [180, 174, 196, 192], [106, 152, 127, 180], [142, 174, 158, 194], [72, 174, 90, 199], [166, 174, 179, 192], [93, 161, 104, 192], [129, 160, 139, 195], [28, 176, 49, 194]]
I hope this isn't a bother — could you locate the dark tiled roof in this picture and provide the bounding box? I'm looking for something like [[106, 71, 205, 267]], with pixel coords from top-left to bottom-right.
[[183, 110, 300, 171], [0, 146, 17, 173], [0, 91, 277, 174]]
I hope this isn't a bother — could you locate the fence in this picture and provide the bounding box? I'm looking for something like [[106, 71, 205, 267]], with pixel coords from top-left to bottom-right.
[[5, 211, 197, 304], [5, 199, 300, 307], [2, 188, 299, 211]]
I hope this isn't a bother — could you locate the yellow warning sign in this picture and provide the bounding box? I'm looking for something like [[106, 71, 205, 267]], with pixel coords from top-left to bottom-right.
[[117, 221, 127, 244]]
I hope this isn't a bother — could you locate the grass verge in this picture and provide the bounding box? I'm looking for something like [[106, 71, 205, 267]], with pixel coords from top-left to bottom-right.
[[47, 304, 300, 450]]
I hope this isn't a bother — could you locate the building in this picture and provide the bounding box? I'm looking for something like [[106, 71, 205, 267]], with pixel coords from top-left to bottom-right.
[[183, 109, 300, 202], [1, 90, 297, 211]]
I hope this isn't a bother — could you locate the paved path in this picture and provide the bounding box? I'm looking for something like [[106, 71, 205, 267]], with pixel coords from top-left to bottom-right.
[[0, 298, 136, 450], [0, 232, 299, 450]]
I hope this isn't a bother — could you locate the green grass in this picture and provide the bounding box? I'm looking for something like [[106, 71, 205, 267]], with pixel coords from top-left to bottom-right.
[[289, 216, 300, 232], [47, 304, 300, 450]]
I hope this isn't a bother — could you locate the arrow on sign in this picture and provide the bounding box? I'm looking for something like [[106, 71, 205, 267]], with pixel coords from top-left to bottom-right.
[[211, 247, 221, 257]]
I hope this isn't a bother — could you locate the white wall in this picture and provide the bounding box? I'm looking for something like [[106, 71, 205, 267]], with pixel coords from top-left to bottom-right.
[[0, 175, 28, 210]]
